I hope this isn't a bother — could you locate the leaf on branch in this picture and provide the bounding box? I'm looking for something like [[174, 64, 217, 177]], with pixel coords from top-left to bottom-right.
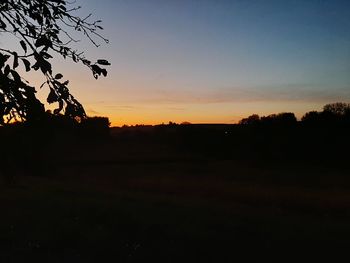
[[55, 73, 63, 80], [20, 40, 27, 54], [72, 53, 78, 63], [101, 68, 107, 77], [35, 36, 52, 48], [54, 100, 64, 115], [27, 25, 36, 37], [97, 59, 111, 66], [82, 59, 91, 66], [21, 58, 31, 72], [0, 53, 10, 68], [47, 89, 59, 104], [91, 64, 103, 79], [39, 59, 52, 74], [40, 51, 53, 59], [11, 70, 21, 83], [13, 52, 19, 69], [32, 54, 52, 74], [4, 64, 10, 76]]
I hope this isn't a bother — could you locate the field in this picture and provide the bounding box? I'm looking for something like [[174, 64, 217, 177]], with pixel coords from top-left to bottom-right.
[[1, 124, 350, 262]]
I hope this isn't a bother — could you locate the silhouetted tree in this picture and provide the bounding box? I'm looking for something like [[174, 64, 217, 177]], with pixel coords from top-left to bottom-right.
[[323, 102, 350, 116], [301, 102, 350, 126], [260, 112, 297, 126], [239, 114, 260, 125], [301, 111, 321, 124], [180, 121, 191, 125], [0, 0, 110, 124], [322, 102, 350, 124]]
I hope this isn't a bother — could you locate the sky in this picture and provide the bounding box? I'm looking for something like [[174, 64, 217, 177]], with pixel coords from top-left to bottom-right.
[[3, 0, 350, 125]]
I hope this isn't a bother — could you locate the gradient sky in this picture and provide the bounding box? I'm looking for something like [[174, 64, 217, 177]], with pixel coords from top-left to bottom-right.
[[3, 0, 350, 125]]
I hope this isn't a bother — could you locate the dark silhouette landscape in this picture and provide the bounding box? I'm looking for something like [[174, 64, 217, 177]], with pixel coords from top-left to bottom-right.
[[1, 1, 350, 262], [1, 103, 350, 262]]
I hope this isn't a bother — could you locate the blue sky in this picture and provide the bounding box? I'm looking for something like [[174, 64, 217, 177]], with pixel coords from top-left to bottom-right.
[[3, 0, 350, 124]]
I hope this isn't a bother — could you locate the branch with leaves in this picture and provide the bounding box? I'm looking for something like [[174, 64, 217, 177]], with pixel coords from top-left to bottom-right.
[[0, 0, 110, 124]]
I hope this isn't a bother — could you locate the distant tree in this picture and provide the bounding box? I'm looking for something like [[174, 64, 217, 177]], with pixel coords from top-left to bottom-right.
[[323, 102, 350, 116], [180, 121, 191, 125], [260, 112, 297, 126], [239, 114, 260, 125], [301, 103, 350, 125], [346, 107, 350, 120], [0, 0, 110, 125], [322, 102, 350, 124], [301, 111, 321, 123]]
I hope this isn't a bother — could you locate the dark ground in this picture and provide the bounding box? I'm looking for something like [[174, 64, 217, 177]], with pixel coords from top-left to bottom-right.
[[1, 124, 349, 262]]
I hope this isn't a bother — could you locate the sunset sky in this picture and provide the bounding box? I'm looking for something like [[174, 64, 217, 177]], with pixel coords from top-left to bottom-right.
[[3, 0, 350, 125]]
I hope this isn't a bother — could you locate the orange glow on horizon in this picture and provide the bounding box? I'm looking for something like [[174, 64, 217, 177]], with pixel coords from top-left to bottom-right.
[[86, 101, 325, 127], [22, 65, 334, 128]]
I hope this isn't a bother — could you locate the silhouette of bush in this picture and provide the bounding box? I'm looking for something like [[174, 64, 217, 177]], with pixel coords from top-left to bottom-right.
[[323, 102, 350, 124], [239, 114, 260, 125], [260, 112, 297, 126], [301, 111, 321, 124], [323, 102, 350, 116], [301, 102, 350, 125], [239, 113, 297, 126]]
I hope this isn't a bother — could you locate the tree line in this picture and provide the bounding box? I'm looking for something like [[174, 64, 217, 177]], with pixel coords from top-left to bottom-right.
[[239, 102, 350, 126]]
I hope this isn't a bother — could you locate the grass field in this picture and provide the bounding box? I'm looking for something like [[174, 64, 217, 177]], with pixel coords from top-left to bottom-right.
[[1, 126, 350, 262]]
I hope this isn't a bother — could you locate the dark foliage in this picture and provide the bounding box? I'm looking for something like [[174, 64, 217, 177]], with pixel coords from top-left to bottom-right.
[[239, 114, 260, 125], [260, 112, 297, 126], [301, 102, 350, 125], [323, 102, 350, 116], [239, 112, 297, 126], [238, 103, 350, 127], [0, 0, 110, 124]]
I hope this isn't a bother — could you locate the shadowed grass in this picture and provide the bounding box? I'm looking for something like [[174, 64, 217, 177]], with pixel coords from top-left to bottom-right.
[[1, 160, 350, 262]]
